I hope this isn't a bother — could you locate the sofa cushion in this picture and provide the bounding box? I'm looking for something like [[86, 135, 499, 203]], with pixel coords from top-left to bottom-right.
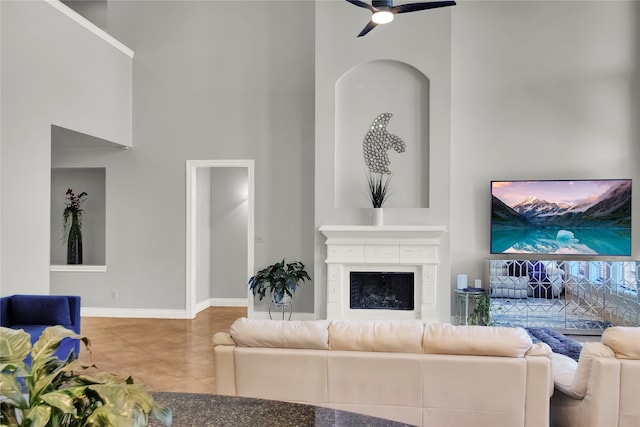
[[329, 320, 424, 353], [10, 295, 72, 326], [423, 324, 532, 357], [230, 318, 330, 350], [551, 352, 579, 397], [601, 327, 640, 359]]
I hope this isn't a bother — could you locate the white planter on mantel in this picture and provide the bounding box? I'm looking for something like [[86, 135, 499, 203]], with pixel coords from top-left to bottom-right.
[[372, 208, 383, 226], [318, 225, 447, 321]]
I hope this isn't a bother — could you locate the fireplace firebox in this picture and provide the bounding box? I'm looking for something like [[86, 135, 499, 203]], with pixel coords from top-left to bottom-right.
[[350, 272, 414, 310]]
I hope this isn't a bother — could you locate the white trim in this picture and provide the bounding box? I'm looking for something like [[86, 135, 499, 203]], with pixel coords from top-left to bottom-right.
[[50, 265, 107, 272], [319, 225, 446, 321], [185, 164, 196, 318], [186, 160, 254, 320], [194, 298, 248, 314], [81, 306, 310, 320], [44, 0, 134, 58], [81, 307, 188, 319]]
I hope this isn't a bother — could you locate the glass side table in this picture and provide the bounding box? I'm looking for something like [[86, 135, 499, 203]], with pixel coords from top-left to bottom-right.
[[454, 288, 486, 326]]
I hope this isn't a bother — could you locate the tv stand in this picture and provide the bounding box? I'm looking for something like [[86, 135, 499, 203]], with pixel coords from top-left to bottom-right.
[[488, 259, 638, 331]]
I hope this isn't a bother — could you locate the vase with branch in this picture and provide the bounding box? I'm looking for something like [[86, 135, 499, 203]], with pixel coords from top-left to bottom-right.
[[63, 188, 87, 265]]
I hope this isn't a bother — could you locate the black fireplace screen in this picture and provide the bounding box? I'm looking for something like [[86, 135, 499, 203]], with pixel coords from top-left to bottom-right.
[[349, 272, 414, 310]]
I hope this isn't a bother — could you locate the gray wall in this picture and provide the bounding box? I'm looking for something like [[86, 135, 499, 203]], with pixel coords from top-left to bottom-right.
[[0, 0, 132, 296], [450, 0, 640, 289], [50, 0, 316, 313], [62, 0, 108, 29], [195, 166, 249, 305], [210, 167, 248, 299], [2, 1, 638, 320]]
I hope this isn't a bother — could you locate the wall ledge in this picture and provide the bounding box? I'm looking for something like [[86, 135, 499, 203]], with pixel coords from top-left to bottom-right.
[[45, 0, 134, 58], [50, 265, 107, 272]]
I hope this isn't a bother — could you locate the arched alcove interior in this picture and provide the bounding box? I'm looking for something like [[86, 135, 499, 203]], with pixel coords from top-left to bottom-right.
[[335, 60, 430, 208]]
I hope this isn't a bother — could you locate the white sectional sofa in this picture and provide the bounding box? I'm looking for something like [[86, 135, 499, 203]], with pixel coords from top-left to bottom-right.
[[214, 318, 553, 427], [550, 326, 640, 427]]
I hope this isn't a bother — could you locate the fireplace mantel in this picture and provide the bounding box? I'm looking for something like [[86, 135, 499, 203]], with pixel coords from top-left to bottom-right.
[[319, 225, 446, 241], [319, 225, 447, 321]]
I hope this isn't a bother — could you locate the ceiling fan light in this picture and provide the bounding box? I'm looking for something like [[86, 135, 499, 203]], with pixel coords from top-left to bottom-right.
[[372, 10, 394, 24]]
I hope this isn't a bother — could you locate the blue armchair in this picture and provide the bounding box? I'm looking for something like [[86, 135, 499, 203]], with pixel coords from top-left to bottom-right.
[[1, 294, 81, 363]]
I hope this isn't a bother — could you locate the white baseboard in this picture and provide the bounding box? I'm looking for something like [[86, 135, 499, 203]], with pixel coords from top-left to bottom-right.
[[83, 298, 249, 319], [195, 298, 248, 313], [81, 299, 315, 321], [81, 307, 189, 319]]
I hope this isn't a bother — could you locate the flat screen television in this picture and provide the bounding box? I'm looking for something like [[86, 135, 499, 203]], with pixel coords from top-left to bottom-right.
[[490, 179, 632, 256]]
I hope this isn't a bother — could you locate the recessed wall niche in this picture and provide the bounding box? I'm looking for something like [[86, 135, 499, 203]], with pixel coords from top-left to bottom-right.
[[335, 60, 430, 208], [50, 168, 106, 266]]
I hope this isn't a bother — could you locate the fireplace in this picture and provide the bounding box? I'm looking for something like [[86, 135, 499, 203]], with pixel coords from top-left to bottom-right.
[[350, 271, 414, 310], [319, 225, 446, 321]]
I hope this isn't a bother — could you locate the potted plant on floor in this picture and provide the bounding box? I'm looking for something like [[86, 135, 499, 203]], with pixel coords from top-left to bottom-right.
[[0, 325, 172, 426], [249, 259, 311, 304]]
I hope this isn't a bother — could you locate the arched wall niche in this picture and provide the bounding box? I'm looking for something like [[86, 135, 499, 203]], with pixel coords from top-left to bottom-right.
[[335, 59, 430, 209]]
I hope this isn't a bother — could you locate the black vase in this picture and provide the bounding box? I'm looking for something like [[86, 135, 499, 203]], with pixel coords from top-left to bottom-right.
[[67, 211, 83, 265]]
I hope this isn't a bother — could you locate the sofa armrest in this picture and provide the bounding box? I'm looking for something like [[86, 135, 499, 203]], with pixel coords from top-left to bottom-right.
[[569, 342, 615, 398], [0, 297, 10, 327], [66, 296, 81, 335], [213, 332, 237, 396], [213, 331, 236, 346], [602, 327, 640, 359], [525, 345, 554, 427], [527, 342, 552, 357], [551, 357, 621, 427]]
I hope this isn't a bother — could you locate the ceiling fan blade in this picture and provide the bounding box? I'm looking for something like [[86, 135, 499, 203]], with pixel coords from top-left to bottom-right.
[[392, 1, 456, 14], [358, 21, 378, 37], [346, 0, 376, 12]]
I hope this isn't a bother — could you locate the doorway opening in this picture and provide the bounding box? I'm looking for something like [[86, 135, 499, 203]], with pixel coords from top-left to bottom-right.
[[186, 160, 254, 319]]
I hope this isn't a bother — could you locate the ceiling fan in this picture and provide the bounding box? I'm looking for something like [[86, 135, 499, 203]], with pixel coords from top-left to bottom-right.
[[345, 0, 456, 37]]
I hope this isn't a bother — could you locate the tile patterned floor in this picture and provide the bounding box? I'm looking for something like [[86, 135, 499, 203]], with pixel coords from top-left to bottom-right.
[[78, 306, 246, 394]]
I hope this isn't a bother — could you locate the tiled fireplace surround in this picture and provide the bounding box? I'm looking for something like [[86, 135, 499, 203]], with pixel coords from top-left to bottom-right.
[[319, 225, 446, 321]]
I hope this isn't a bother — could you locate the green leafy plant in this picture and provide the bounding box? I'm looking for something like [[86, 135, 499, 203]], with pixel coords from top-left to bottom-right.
[[467, 294, 493, 326], [0, 326, 172, 427], [249, 259, 311, 303], [366, 173, 391, 208]]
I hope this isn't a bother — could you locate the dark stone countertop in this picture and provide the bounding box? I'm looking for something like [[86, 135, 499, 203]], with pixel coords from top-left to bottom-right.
[[151, 392, 416, 427]]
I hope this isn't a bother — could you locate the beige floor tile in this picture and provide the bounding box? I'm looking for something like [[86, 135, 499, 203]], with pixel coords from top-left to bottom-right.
[[80, 306, 246, 394]]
